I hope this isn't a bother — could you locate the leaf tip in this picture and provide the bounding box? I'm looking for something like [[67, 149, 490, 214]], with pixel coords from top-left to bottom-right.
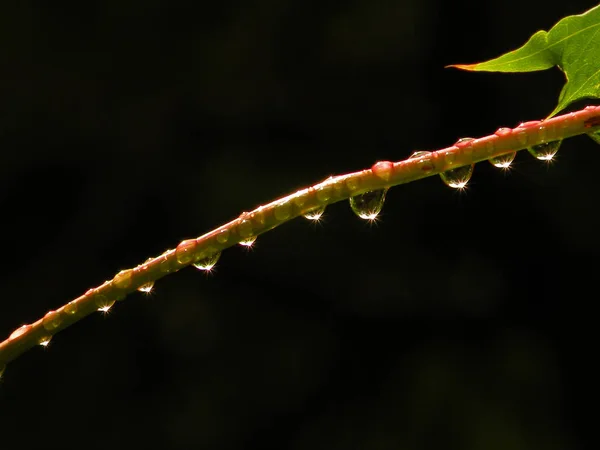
[[445, 63, 479, 71]]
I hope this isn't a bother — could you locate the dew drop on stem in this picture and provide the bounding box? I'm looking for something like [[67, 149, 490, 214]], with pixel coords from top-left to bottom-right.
[[95, 295, 115, 313], [303, 205, 326, 221], [274, 203, 292, 221], [9, 324, 31, 340], [453, 138, 475, 159], [113, 269, 133, 289], [43, 310, 62, 332], [316, 186, 332, 202], [454, 137, 474, 147], [408, 151, 434, 173], [193, 251, 221, 271], [216, 229, 230, 244], [176, 240, 197, 265], [38, 335, 52, 347], [238, 219, 253, 237], [293, 193, 307, 209], [349, 189, 388, 220], [489, 152, 516, 169], [239, 236, 257, 247], [238, 219, 256, 246], [137, 281, 154, 293], [253, 209, 266, 226], [410, 151, 432, 158], [64, 302, 78, 316], [371, 161, 394, 181], [528, 140, 561, 161], [440, 164, 474, 189]]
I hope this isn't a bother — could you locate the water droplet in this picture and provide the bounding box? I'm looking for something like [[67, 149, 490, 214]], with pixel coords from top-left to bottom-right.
[[238, 219, 253, 238], [176, 239, 197, 265], [489, 152, 516, 169], [588, 130, 600, 145], [349, 189, 388, 220], [216, 229, 230, 244], [303, 205, 326, 221], [408, 151, 434, 173], [193, 251, 221, 271], [95, 295, 115, 313], [454, 137, 474, 147], [316, 186, 332, 202], [38, 335, 52, 347], [371, 161, 394, 181], [440, 164, 474, 189], [9, 324, 31, 340], [137, 281, 154, 293], [454, 138, 475, 159], [495, 127, 512, 137], [409, 151, 428, 158], [239, 236, 257, 247], [64, 302, 78, 316], [528, 140, 561, 161], [237, 219, 255, 246], [43, 310, 62, 331], [274, 203, 292, 221], [293, 192, 307, 208], [0, 364, 5, 378], [113, 269, 133, 289]]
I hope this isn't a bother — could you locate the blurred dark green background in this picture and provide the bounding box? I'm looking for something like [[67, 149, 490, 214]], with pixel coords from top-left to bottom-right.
[[0, 1, 596, 448]]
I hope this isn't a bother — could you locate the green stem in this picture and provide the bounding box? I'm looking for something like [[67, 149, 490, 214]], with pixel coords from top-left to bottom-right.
[[2, 105, 600, 372]]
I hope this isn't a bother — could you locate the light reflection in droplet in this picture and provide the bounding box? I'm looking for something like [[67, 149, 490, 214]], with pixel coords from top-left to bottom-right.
[[349, 189, 388, 221], [303, 205, 326, 221]]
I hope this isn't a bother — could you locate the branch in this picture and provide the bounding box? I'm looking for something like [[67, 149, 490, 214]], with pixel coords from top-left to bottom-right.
[[2, 105, 600, 375]]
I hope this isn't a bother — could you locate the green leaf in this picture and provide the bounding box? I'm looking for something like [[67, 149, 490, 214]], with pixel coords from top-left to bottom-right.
[[448, 4, 600, 117]]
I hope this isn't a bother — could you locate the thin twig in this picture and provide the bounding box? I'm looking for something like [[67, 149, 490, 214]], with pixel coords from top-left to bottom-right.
[[1, 105, 600, 372]]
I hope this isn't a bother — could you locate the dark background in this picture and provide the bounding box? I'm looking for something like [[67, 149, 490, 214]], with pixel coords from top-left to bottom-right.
[[0, 1, 596, 449]]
